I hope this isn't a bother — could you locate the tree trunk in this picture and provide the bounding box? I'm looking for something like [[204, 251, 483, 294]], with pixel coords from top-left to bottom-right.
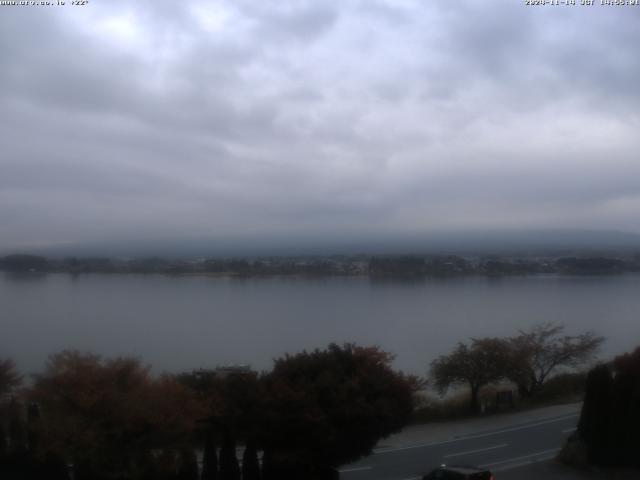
[[177, 448, 199, 480], [517, 382, 532, 399], [201, 431, 218, 480], [219, 432, 240, 480], [470, 384, 481, 413], [241, 441, 260, 480], [260, 449, 275, 480]]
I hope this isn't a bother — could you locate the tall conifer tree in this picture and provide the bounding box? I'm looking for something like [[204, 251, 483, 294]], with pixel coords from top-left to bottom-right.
[[201, 431, 218, 480], [241, 440, 260, 480], [219, 432, 240, 480]]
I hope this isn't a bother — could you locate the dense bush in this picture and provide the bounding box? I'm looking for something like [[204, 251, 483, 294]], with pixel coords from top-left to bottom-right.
[[525, 372, 586, 404], [411, 391, 472, 423], [2, 344, 418, 480], [576, 347, 640, 468], [259, 344, 420, 478]]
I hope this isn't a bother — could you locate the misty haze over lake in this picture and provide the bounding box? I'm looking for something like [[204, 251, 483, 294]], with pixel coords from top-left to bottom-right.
[[3, 272, 637, 376]]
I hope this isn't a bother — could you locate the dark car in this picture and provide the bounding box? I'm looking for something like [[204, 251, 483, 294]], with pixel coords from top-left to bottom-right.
[[422, 465, 494, 480]]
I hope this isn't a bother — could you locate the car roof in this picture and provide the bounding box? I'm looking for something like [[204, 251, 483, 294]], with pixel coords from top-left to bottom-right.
[[444, 466, 489, 474]]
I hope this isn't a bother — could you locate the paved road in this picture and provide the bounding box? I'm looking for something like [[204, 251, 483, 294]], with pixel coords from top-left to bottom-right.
[[339, 412, 579, 480]]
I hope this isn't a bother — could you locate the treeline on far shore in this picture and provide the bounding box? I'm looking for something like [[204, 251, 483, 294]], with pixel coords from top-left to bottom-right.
[[2, 253, 640, 277]]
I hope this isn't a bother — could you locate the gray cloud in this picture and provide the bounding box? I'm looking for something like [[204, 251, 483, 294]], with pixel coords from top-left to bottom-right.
[[1, 0, 640, 253]]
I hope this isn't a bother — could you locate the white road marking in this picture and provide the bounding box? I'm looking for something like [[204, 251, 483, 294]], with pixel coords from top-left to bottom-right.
[[562, 427, 577, 433], [443, 443, 508, 458], [478, 447, 560, 468], [338, 466, 372, 473], [491, 453, 558, 473], [375, 413, 578, 454]]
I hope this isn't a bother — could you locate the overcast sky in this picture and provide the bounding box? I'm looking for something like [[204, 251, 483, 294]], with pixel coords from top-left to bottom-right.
[[1, 0, 639, 253]]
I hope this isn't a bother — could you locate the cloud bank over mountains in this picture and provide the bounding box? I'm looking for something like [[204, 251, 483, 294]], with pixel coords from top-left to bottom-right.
[[1, 0, 639, 252]]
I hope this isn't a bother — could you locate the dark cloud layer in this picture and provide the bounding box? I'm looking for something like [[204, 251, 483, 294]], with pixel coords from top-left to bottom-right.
[[1, 0, 639, 253]]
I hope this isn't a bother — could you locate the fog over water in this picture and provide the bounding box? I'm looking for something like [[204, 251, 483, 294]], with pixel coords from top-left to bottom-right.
[[3, 272, 638, 376]]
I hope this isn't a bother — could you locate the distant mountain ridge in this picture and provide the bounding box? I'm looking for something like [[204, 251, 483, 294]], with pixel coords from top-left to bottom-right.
[[3, 228, 640, 258]]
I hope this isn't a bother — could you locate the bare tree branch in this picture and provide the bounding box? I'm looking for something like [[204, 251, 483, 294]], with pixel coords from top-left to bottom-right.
[[506, 323, 605, 398]]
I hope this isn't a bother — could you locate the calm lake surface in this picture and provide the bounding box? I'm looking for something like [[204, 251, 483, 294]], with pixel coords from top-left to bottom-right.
[[2, 273, 639, 376]]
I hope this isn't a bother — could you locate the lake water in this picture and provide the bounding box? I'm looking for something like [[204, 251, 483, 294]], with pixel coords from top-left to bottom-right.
[[2, 273, 639, 376]]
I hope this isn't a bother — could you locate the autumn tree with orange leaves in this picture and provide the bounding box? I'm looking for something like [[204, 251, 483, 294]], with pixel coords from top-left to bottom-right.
[[28, 351, 205, 480]]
